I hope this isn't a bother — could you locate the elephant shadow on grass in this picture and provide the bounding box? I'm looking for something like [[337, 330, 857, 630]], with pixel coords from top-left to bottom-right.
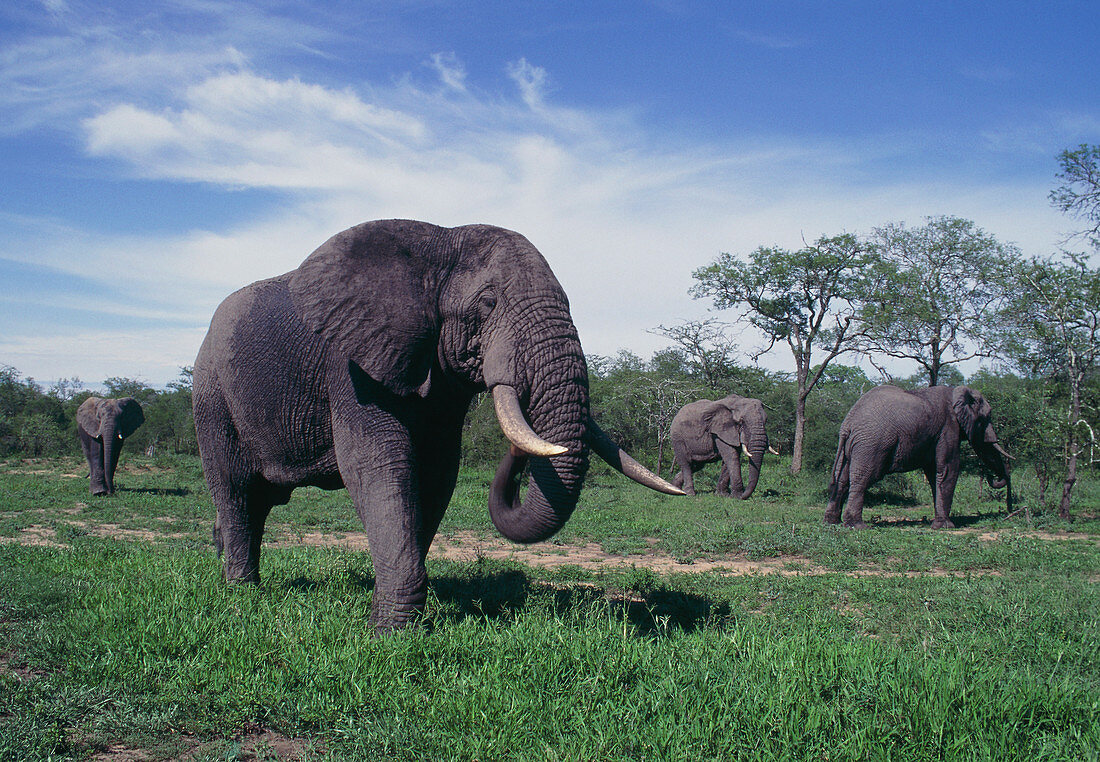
[[429, 569, 731, 636], [277, 566, 729, 635], [116, 486, 192, 497], [869, 510, 1003, 529]]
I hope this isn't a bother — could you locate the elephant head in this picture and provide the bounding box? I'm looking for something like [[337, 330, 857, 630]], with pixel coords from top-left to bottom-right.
[[709, 394, 769, 499], [288, 220, 680, 544], [76, 396, 144, 495], [952, 386, 1012, 507]]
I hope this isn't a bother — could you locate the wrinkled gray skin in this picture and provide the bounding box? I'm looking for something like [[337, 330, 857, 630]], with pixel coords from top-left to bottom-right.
[[825, 385, 1011, 529], [670, 394, 769, 498], [193, 219, 678, 632], [76, 397, 144, 496]]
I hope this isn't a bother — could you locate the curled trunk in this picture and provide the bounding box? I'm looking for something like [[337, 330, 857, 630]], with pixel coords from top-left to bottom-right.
[[729, 422, 769, 500], [486, 328, 590, 543], [974, 439, 1012, 512]]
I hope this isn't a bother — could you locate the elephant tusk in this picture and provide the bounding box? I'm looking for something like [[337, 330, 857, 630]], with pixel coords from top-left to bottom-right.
[[491, 385, 569, 457], [993, 442, 1016, 461], [584, 418, 685, 496], [741, 445, 751, 458], [768, 446, 779, 455]]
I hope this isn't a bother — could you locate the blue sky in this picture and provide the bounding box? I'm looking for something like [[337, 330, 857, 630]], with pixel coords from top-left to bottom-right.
[[1, 0, 1096, 387]]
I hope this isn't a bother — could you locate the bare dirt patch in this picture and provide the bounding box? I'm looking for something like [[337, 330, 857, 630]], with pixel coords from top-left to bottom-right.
[[268, 529, 998, 578], [0, 525, 65, 548], [973, 529, 1097, 543]]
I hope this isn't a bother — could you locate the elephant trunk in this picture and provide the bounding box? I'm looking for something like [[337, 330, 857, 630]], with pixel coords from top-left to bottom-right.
[[486, 325, 590, 544], [102, 424, 123, 494], [974, 437, 1012, 510], [738, 448, 765, 500], [731, 419, 768, 500]]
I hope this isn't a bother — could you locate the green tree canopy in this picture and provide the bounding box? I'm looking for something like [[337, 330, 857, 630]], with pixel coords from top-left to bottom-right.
[[691, 232, 872, 473], [860, 216, 1019, 386]]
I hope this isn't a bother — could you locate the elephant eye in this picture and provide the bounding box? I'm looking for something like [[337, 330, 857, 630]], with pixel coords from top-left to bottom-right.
[[477, 291, 497, 318]]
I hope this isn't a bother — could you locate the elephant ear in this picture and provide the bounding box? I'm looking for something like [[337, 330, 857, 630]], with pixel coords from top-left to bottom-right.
[[288, 220, 443, 396], [117, 398, 145, 438], [952, 386, 980, 440], [707, 406, 743, 447], [76, 397, 103, 438]]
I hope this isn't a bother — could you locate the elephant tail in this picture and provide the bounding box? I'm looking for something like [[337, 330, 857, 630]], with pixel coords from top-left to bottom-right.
[[827, 429, 851, 500]]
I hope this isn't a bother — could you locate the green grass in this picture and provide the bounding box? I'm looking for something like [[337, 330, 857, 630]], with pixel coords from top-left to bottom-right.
[[1, 455, 1098, 760]]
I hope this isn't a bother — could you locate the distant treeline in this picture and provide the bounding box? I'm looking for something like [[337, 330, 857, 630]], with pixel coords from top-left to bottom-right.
[[0, 366, 197, 460], [1, 354, 1096, 512]]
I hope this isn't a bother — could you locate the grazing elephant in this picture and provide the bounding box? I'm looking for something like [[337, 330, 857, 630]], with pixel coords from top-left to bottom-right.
[[76, 396, 145, 496], [670, 394, 769, 498], [825, 385, 1012, 529], [193, 219, 683, 632]]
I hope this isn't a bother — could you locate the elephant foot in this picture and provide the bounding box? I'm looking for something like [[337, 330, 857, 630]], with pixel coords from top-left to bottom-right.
[[91, 488, 109, 497], [930, 518, 956, 530], [823, 510, 841, 525], [842, 518, 869, 529]]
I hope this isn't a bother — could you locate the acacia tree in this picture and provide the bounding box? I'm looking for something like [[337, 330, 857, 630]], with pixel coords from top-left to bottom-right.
[[650, 318, 740, 392], [859, 216, 1019, 386], [1050, 144, 1100, 247], [691, 233, 871, 473], [1003, 253, 1100, 518]]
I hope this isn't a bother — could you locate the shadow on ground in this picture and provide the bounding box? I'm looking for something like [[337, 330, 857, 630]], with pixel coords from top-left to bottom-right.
[[430, 569, 730, 635], [276, 566, 729, 635], [117, 486, 191, 497]]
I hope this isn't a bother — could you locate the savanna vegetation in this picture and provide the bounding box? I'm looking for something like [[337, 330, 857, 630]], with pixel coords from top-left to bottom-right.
[[0, 148, 1098, 759]]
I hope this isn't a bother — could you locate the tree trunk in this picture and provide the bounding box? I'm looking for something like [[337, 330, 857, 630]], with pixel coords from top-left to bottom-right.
[[791, 393, 807, 475], [1058, 381, 1081, 519]]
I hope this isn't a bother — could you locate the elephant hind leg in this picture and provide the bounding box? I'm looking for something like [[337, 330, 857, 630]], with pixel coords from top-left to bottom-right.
[[673, 453, 697, 496], [840, 471, 871, 529], [824, 460, 850, 525], [196, 383, 273, 582]]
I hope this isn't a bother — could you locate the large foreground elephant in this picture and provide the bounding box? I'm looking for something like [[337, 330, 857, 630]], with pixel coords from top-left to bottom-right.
[[76, 396, 144, 496], [670, 393, 769, 498], [193, 219, 683, 631], [825, 385, 1012, 529]]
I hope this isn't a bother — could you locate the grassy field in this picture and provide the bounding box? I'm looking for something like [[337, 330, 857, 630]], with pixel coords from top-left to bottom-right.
[[1, 455, 1098, 761]]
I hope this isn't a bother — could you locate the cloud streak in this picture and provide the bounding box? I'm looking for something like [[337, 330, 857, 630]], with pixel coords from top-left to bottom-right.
[[0, 4, 1089, 385]]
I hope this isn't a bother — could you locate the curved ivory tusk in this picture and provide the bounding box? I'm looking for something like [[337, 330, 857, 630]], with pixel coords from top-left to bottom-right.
[[768, 446, 779, 455], [491, 385, 569, 457], [741, 444, 751, 458], [584, 418, 685, 495], [993, 442, 1016, 461]]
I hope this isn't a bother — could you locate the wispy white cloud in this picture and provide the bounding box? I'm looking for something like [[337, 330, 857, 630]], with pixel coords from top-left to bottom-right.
[[428, 52, 468, 93], [0, 4, 1082, 385]]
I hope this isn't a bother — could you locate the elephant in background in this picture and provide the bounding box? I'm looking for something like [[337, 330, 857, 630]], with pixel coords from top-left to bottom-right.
[[76, 396, 145, 496], [826, 384, 1012, 529], [670, 393, 769, 498], [193, 219, 682, 632]]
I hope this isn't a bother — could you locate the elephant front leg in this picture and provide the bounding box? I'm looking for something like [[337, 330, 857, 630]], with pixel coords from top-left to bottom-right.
[[929, 465, 958, 529], [714, 440, 739, 498], [78, 430, 108, 496], [337, 413, 429, 633]]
